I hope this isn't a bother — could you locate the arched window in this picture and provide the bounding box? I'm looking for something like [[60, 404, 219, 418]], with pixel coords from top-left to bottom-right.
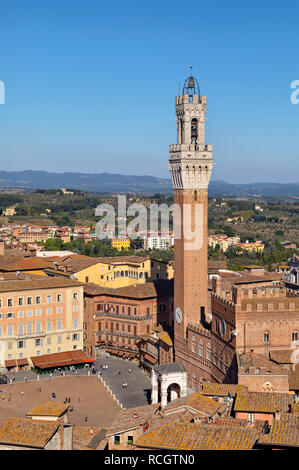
[[263, 332, 270, 344], [207, 343, 211, 361], [292, 331, 298, 342], [191, 118, 198, 144], [194, 190, 197, 201], [199, 339, 204, 357], [180, 119, 184, 143]]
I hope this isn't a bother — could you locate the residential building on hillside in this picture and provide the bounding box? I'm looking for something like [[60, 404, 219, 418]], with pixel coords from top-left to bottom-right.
[[111, 238, 131, 251], [208, 235, 240, 252], [236, 241, 264, 253]]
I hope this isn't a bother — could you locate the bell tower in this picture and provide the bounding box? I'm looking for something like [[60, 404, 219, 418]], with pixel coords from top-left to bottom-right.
[[169, 68, 214, 364]]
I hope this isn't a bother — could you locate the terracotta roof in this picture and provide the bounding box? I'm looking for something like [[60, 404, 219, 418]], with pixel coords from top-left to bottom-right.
[[144, 410, 194, 435], [85, 279, 173, 299], [288, 365, 299, 390], [269, 350, 292, 364], [108, 279, 173, 299], [258, 419, 299, 448], [232, 272, 283, 285], [26, 401, 69, 418], [72, 426, 102, 450], [202, 383, 247, 397], [0, 418, 59, 448], [213, 416, 268, 432], [280, 412, 299, 425], [234, 392, 295, 413], [0, 256, 52, 272], [0, 276, 83, 294], [53, 255, 150, 273], [162, 392, 226, 418], [107, 403, 160, 436], [136, 421, 259, 450], [238, 351, 284, 372]]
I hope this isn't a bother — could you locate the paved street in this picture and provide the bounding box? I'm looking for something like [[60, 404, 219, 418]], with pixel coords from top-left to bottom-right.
[[94, 355, 152, 409]]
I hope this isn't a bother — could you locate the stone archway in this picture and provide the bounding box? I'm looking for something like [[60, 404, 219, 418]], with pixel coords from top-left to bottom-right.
[[167, 383, 181, 403], [151, 362, 187, 408]]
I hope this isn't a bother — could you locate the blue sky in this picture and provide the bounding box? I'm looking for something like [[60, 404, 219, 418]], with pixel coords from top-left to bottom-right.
[[0, 0, 298, 183]]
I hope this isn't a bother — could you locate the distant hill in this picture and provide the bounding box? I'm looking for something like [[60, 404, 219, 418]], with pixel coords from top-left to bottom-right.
[[0, 170, 298, 197]]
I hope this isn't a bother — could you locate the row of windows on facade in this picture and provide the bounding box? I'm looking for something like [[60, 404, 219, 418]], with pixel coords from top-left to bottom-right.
[[14, 333, 80, 349], [0, 318, 79, 336], [0, 305, 79, 319], [7, 343, 80, 360], [190, 338, 233, 372], [102, 334, 136, 345], [98, 321, 149, 335], [0, 292, 79, 308], [96, 303, 166, 314], [263, 331, 298, 343]]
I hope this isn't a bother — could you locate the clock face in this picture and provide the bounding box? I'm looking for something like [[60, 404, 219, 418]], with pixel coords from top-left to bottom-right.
[[175, 307, 183, 324]]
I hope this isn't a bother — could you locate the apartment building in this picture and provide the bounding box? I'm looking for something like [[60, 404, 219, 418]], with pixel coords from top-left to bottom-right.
[[48, 254, 171, 287], [0, 277, 84, 372]]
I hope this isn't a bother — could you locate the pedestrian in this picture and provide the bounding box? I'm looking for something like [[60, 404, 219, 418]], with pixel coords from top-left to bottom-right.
[[78, 397, 80, 403], [24, 376, 27, 382], [50, 373, 53, 381], [52, 392, 56, 399], [60, 370, 63, 376], [128, 368, 131, 373], [118, 370, 121, 375], [75, 370, 78, 376], [85, 416, 88, 423]]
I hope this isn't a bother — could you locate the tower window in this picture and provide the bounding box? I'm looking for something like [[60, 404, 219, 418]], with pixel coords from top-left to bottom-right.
[[191, 118, 198, 144], [263, 332, 270, 344]]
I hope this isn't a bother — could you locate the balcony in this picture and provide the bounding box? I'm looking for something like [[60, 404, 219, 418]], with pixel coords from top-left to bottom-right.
[[93, 310, 152, 321]]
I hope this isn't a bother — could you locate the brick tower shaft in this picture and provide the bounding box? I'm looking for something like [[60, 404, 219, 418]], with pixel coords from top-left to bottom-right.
[[168, 70, 214, 362]]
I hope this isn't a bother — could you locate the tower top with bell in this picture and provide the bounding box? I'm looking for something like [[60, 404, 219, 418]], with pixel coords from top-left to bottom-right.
[[169, 66, 214, 191], [182, 63, 200, 97]]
